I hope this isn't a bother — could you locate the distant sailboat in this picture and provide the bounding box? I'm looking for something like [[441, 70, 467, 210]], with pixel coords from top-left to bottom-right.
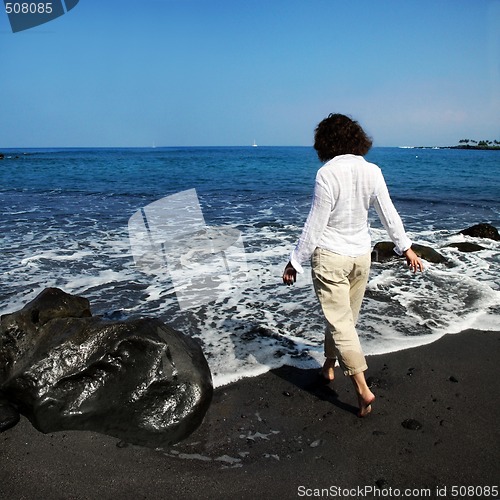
[[252, 139, 258, 147]]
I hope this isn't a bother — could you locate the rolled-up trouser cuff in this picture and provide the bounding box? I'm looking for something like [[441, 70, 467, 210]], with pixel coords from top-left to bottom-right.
[[343, 363, 368, 377]]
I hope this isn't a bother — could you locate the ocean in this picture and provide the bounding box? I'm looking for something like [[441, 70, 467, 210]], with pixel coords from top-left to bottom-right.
[[1, 146, 499, 386]]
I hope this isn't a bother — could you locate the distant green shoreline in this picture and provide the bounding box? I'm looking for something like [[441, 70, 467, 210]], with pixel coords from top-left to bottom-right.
[[444, 139, 500, 150]]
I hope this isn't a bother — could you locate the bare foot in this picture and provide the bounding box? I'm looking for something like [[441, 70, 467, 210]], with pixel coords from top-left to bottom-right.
[[350, 371, 375, 417], [357, 392, 375, 418], [321, 358, 335, 381]]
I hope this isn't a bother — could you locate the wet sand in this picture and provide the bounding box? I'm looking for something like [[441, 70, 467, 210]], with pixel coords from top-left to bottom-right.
[[1, 329, 499, 499]]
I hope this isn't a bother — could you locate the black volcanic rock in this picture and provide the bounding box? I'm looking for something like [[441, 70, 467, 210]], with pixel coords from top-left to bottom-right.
[[459, 223, 500, 241], [371, 242, 447, 264], [0, 288, 213, 447], [401, 418, 422, 430], [445, 242, 486, 252], [0, 395, 19, 432]]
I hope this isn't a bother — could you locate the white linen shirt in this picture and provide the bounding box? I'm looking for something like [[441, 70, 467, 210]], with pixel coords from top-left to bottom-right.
[[290, 154, 412, 273]]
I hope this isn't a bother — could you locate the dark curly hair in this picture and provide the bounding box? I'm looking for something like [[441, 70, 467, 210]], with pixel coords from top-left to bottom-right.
[[313, 113, 373, 162]]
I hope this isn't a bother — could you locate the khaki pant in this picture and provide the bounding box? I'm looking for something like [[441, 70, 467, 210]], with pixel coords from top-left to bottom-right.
[[311, 248, 371, 376]]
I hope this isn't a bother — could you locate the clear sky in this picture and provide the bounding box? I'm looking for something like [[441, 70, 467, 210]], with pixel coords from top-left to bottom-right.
[[1, 0, 499, 147]]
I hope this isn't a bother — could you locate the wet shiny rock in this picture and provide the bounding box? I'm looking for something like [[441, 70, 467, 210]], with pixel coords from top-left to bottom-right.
[[0, 288, 213, 447]]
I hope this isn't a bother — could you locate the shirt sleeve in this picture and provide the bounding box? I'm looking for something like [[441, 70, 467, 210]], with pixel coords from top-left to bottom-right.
[[290, 172, 332, 273], [372, 172, 412, 255]]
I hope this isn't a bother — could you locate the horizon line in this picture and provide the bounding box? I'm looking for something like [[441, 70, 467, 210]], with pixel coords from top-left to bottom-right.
[[0, 144, 447, 150]]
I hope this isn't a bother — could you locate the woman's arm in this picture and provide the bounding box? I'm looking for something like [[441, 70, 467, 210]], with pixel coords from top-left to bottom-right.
[[373, 172, 424, 272], [287, 173, 332, 276]]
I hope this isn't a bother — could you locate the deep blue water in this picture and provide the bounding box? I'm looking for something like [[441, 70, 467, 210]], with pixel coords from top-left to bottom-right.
[[2, 146, 498, 229], [1, 147, 499, 385]]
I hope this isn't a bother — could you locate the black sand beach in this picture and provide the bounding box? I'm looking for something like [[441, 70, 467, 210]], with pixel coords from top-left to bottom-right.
[[1, 329, 499, 500]]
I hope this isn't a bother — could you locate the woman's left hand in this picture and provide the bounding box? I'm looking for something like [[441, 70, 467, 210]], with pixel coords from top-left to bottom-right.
[[404, 248, 424, 273], [282, 261, 297, 285]]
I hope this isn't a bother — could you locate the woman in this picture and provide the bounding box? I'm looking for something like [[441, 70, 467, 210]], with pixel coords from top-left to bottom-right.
[[282, 113, 424, 417]]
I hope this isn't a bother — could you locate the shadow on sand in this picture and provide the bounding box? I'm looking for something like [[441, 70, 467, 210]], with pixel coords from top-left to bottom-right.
[[270, 364, 359, 416]]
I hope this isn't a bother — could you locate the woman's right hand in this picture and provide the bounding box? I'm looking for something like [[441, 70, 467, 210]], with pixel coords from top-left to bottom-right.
[[282, 261, 297, 285]]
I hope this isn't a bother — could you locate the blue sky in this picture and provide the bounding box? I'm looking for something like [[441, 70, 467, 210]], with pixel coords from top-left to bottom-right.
[[1, 0, 499, 147]]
